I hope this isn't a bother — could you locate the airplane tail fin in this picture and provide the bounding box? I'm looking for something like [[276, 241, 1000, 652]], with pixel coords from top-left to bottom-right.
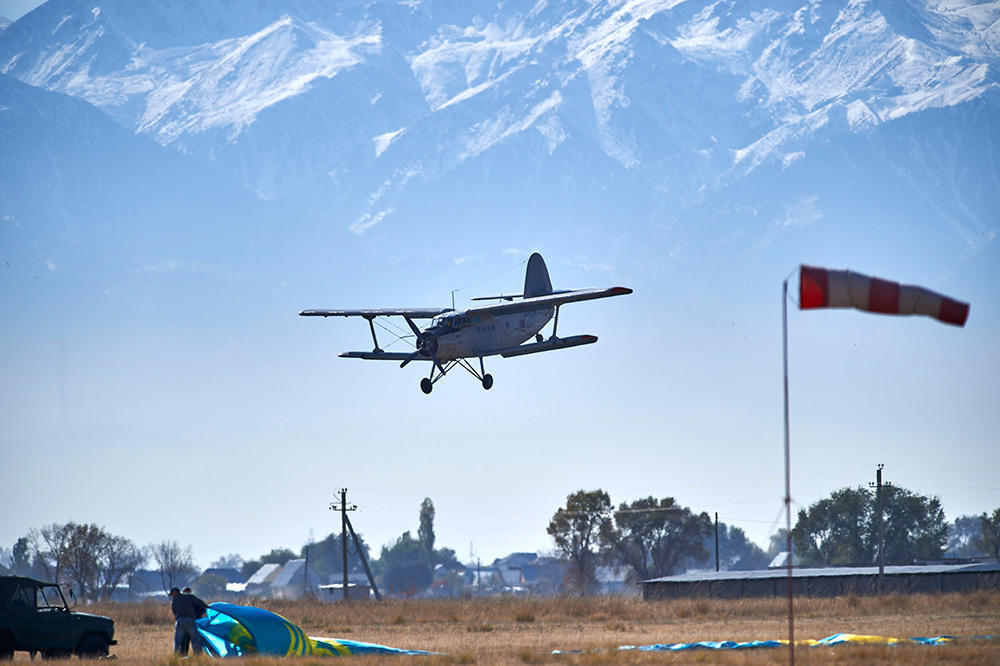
[[523, 252, 553, 298]]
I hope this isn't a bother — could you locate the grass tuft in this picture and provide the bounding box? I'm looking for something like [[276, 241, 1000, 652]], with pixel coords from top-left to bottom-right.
[[466, 623, 494, 632]]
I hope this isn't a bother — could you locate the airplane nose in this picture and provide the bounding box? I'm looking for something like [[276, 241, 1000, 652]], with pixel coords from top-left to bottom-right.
[[419, 333, 439, 356]]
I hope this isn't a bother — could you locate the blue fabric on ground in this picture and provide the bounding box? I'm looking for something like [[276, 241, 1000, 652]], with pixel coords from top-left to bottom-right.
[[194, 602, 430, 657], [555, 633, 978, 655]]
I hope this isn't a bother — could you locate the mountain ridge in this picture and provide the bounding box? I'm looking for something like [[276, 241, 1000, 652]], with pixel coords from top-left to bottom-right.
[[0, 0, 996, 251]]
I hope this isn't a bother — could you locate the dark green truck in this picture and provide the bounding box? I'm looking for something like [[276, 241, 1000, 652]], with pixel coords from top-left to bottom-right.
[[0, 576, 116, 659]]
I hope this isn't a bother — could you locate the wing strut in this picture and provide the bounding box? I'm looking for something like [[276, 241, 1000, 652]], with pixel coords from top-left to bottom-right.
[[551, 305, 561, 339], [365, 315, 383, 353]]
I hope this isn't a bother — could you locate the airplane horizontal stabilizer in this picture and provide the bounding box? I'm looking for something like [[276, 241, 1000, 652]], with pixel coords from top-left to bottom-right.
[[498, 334, 598, 358]]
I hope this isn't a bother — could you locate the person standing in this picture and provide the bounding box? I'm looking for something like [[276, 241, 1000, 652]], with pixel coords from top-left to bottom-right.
[[169, 586, 208, 655]]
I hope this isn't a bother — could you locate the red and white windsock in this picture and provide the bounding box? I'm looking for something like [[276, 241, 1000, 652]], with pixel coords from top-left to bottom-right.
[[799, 265, 969, 327]]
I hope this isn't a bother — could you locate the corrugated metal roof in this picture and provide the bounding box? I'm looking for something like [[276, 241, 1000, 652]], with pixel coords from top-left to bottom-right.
[[271, 559, 305, 588], [645, 561, 1000, 584], [245, 562, 281, 585]]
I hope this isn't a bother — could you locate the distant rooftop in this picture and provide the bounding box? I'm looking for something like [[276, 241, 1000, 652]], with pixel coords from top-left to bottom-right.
[[245, 563, 281, 586]]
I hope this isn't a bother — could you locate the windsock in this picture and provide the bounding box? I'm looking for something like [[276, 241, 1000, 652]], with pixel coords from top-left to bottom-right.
[[799, 266, 969, 327]]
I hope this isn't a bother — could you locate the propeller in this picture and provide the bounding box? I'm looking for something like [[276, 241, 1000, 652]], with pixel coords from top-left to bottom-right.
[[400, 316, 440, 368]]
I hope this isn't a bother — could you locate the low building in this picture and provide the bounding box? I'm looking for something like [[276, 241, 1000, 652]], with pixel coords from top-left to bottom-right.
[[643, 561, 1000, 600], [318, 581, 373, 601]]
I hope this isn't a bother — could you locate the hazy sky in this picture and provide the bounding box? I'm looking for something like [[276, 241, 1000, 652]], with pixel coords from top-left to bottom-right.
[[4, 234, 997, 569]]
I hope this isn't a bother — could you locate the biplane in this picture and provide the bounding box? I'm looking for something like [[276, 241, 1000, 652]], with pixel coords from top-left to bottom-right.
[[299, 253, 632, 393]]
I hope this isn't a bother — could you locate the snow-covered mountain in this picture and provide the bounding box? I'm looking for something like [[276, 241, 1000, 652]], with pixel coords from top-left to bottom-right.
[[0, 71, 267, 275], [1, 0, 997, 254]]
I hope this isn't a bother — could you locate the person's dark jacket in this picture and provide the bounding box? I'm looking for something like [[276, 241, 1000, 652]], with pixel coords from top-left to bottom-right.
[[171, 592, 208, 619]]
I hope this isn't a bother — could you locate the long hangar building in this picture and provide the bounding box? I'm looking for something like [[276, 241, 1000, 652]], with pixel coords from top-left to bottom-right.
[[643, 561, 1000, 600]]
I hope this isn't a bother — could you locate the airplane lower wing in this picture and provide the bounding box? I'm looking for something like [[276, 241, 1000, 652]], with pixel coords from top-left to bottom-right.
[[339, 335, 598, 361], [496, 334, 598, 358], [339, 351, 433, 361]]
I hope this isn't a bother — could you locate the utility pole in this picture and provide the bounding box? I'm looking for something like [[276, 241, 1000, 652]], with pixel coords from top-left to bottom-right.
[[714, 513, 720, 572], [869, 465, 890, 593], [330, 489, 356, 601], [303, 534, 310, 598]]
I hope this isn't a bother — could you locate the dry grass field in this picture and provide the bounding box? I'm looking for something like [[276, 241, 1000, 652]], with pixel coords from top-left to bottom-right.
[[17, 592, 998, 664]]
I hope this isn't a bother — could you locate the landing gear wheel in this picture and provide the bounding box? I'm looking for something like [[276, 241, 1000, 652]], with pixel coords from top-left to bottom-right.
[[482, 374, 493, 390], [420, 378, 433, 394]]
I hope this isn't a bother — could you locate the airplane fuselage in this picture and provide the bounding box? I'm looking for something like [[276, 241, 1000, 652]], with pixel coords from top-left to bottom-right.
[[430, 307, 554, 360]]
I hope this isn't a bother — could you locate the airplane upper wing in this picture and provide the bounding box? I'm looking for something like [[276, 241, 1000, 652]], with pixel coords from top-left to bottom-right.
[[464, 286, 632, 317], [298, 308, 452, 318]]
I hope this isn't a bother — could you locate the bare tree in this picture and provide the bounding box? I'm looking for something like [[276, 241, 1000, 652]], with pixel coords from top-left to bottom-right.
[[99, 535, 145, 599], [27, 523, 143, 600], [62, 524, 104, 599], [148, 541, 197, 592], [29, 524, 73, 585]]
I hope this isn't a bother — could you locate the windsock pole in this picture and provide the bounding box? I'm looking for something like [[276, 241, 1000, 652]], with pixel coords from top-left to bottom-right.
[[782, 278, 795, 665], [784, 264, 967, 665]]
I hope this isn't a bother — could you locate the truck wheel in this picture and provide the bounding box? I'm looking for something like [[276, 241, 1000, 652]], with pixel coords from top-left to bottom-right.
[[76, 635, 109, 659], [0, 633, 13, 660], [41, 649, 71, 660]]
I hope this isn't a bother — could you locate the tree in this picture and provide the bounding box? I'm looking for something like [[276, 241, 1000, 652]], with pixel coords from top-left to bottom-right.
[[976, 508, 1000, 558], [378, 532, 432, 597], [301, 532, 371, 579], [792, 485, 947, 566], [210, 554, 245, 570], [767, 529, 789, 558], [192, 572, 228, 598], [25, 524, 142, 600], [434, 546, 461, 569], [945, 515, 984, 557], [547, 489, 611, 594], [793, 487, 871, 566], [148, 541, 198, 591], [881, 485, 947, 563], [693, 522, 770, 571], [259, 548, 297, 565], [600, 496, 712, 581], [240, 559, 261, 579], [418, 498, 436, 557], [29, 524, 72, 585], [11, 537, 31, 575], [98, 534, 145, 599]]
